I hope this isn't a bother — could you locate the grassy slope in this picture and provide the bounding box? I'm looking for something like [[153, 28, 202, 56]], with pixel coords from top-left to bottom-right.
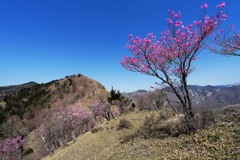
[[44, 111, 240, 160]]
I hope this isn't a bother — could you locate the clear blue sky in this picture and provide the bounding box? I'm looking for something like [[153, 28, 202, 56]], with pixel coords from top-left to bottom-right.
[[0, 0, 239, 92]]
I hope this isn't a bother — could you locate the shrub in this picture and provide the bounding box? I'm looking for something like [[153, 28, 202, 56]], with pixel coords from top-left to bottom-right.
[[158, 109, 174, 121], [193, 109, 216, 129], [136, 91, 165, 111], [117, 118, 132, 130], [91, 127, 103, 133], [207, 132, 220, 142], [158, 121, 182, 137], [143, 115, 155, 129], [0, 110, 6, 124], [137, 115, 156, 138], [137, 114, 184, 139], [54, 81, 60, 87], [200, 109, 215, 128], [23, 148, 34, 156]]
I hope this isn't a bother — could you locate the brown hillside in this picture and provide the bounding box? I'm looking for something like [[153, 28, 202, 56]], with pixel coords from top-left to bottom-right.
[[0, 74, 109, 160]]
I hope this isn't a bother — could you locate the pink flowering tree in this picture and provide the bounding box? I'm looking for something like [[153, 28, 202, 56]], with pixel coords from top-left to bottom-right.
[[37, 105, 92, 153], [0, 136, 24, 160], [89, 100, 107, 123], [211, 24, 240, 56], [88, 98, 115, 123], [121, 2, 227, 132], [56, 105, 92, 133]]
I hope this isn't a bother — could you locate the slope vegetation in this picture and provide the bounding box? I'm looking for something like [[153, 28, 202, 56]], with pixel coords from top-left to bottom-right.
[[44, 110, 240, 160], [1, 74, 107, 123], [0, 82, 37, 101], [0, 74, 108, 160]]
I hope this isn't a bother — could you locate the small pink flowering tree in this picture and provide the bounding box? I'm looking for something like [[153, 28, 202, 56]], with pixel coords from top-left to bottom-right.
[[88, 98, 115, 123], [37, 105, 92, 153], [89, 99, 107, 122], [0, 136, 24, 160], [56, 105, 92, 134], [121, 2, 227, 132]]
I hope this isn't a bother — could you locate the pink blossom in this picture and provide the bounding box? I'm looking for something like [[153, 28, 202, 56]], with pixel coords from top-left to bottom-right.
[[0, 136, 24, 156], [216, 2, 226, 8], [121, 1, 227, 83], [112, 108, 120, 116], [220, 2, 226, 7], [128, 34, 133, 39], [221, 14, 227, 21], [140, 64, 148, 73], [175, 20, 183, 27], [201, 3, 208, 9], [167, 18, 173, 25]]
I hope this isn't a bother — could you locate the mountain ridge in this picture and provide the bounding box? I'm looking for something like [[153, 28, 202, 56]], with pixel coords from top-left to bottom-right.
[[0, 74, 109, 160], [123, 84, 240, 109]]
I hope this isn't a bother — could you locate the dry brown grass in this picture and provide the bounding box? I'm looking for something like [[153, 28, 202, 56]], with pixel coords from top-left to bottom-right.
[[48, 75, 108, 108], [43, 110, 240, 160]]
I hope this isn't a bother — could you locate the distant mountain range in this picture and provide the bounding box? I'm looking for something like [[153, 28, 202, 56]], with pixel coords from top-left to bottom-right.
[[1, 80, 240, 110], [215, 82, 240, 88], [123, 83, 240, 109], [188, 85, 240, 109], [122, 89, 148, 99]]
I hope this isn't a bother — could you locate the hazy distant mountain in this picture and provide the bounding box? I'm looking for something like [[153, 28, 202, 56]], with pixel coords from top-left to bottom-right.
[[216, 82, 240, 88], [0, 81, 38, 100], [122, 89, 147, 99], [188, 85, 240, 109], [123, 83, 240, 109]]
